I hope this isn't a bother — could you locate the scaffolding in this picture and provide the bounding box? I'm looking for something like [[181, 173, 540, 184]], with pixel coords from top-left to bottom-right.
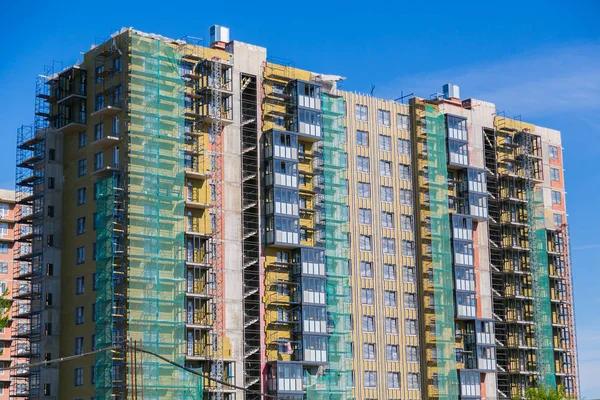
[[124, 31, 201, 399], [425, 103, 458, 400]]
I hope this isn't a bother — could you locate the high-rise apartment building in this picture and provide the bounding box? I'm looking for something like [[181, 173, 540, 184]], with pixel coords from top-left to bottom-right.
[[11, 26, 578, 400]]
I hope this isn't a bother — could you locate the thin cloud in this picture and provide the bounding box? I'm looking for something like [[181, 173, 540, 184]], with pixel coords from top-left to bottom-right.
[[572, 244, 600, 251]]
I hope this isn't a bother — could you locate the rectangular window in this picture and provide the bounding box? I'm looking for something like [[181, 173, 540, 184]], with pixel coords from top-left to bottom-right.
[[381, 186, 393, 202], [360, 289, 374, 306], [387, 372, 400, 389], [405, 319, 418, 336], [407, 373, 420, 390], [356, 130, 369, 146], [94, 152, 104, 170], [397, 114, 410, 131], [377, 109, 390, 127], [550, 167, 560, 182], [383, 264, 396, 280], [0, 204, 8, 217], [75, 337, 84, 355], [379, 160, 392, 177], [77, 159, 87, 177], [78, 131, 87, 149], [404, 292, 417, 309], [75, 306, 84, 325], [384, 290, 397, 307], [358, 208, 372, 225], [358, 182, 371, 199], [398, 138, 411, 155], [360, 261, 373, 278], [359, 235, 372, 252], [403, 266, 416, 283], [75, 277, 85, 295], [385, 317, 398, 334], [0, 263, 7, 274], [379, 135, 392, 151], [76, 217, 86, 235], [76, 246, 86, 265], [401, 215, 413, 231], [77, 187, 86, 206], [355, 104, 368, 122], [382, 238, 395, 254], [48, 177, 55, 189], [0, 223, 7, 237], [553, 213, 563, 227], [0, 244, 8, 254], [549, 145, 559, 159], [386, 345, 399, 361], [362, 315, 375, 332], [402, 240, 415, 256], [552, 191, 562, 205], [74, 367, 84, 387], [363, 343, 376, 360], [381, 211, 394, 228], [364, 371, 377, 388], [357, 156, 370, 173], [400, 189, 413, 205], [407, 346, 419, 362], [399, 164, 411, 180], [94, 123, 104, 141]]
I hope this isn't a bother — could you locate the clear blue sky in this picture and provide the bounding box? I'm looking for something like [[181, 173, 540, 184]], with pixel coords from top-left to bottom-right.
[[2, 0, 599, 396]]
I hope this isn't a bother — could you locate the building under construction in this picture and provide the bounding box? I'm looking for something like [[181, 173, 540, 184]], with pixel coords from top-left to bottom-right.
[[11, 26, 578, 400]]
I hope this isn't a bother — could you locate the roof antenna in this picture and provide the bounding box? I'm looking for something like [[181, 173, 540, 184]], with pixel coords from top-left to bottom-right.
[[370, 85, 375, 96]]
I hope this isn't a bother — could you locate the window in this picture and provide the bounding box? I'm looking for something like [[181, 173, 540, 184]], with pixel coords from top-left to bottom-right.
[[357, 156, 370, 173], [402, 240, 416, 256], [75, 337, 84, 355], [382, 238, 395, 254], [407, 373, 420, 390], [386, 345, 399, 361], [387, 372, 400, 389], [553, 213, 563, 227], [94, 152, 104, 170], [0, 244, 8, 254], [358, 182, 371, 199], [380, 135, 392, 151], [385, 317, 398, 334], [0, 223, 7, 237], [0, 204, 8, 217], [78, 159, 87, 177], [364, 371, 377, 387], [399, 164, 411, 180], [358, 208, 372, 225], [77, 187, 86, 206], [398, 138, 411, 155], [48, 177, 55, 189], [92, 273, 97, 290], [384, 290, 397, 307], [94, 123, 104, 141], [405, 319, 418, 336], [75, 306, 84, 325], [381, 211, 394, 228], [48, 148, 55, 161], [91, 365, 96, 384], [404, 292, 417, 309], [552, 191, 562, 205], [76, 217, 86, 235], [359, 235, 372, 251], [74, 367, 84, 387], [355, 104, 368, 122], [549, 145, 559, 159], [92, 303, 96, 322], [550, 167, 560, 182], [361, 288, 374, 305], [397, 114, 410, 130], [78, 132, 87, 148], [95, 65, 104, 83], [356, 130, 369, 146], [380, 160, 392, 177], [113, 117, 120, 136], [381, 186, 393, 202], [75, 277, 85, 295], [0, 263, 7, 274], [360, 261, 373, 278], [362, 315, 375, 332], [403, 266, 416, 283], [383, 264, 396, 280], [363, 343, 376, 360], [400, 189, 413, 205], [401, 215, 413, 231], [378, 109, 390, 126], [113, 56, 122, 72], [76, 246, 86, 265], [407, 346, 419, 362], [91, 334, 96, 351]]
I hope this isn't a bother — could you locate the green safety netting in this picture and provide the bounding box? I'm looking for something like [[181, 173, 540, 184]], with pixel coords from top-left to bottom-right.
[[426, 104, 459, 400]]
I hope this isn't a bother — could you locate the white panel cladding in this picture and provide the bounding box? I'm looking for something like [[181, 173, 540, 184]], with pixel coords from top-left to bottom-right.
[[302, 261, 325, 276], [275, 172, 297, 188], [299, 122, 321, 138], [274, 144, 297, 160], [304, 319, 327, 333], [299, 95, 321, 110], [275, 201, 298, 216], [278, 377, 302, 392]]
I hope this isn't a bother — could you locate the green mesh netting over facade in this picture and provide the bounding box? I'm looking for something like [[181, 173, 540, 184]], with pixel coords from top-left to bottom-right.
[[426, 104, 458, 399], [126, 32, 202, 398], [527, 185, 556, 388], [94, 174, 120, 400], [305, 93, 352, 400]]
